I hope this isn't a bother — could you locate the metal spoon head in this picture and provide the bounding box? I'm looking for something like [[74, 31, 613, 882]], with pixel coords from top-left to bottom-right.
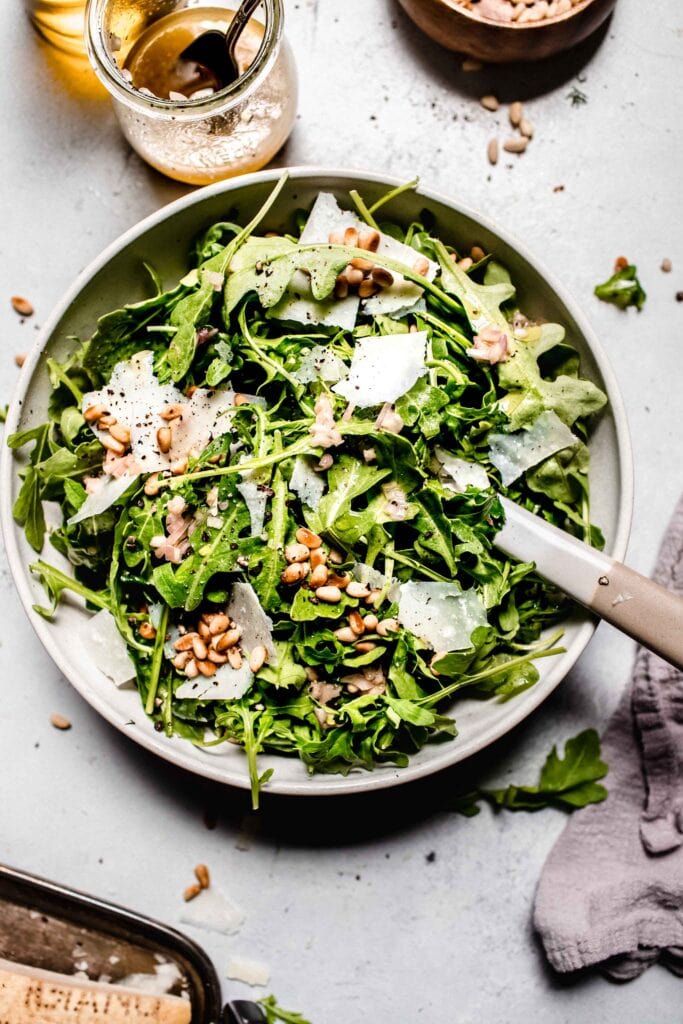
[[178, 29, 238, 90]]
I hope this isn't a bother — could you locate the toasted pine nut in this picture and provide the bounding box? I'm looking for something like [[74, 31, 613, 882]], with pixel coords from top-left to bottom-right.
[[249, 644, 267, 673], [354, 641, 377, 652], [296, 527, 322, 549], [365, 589, 382, 606], [327, 574, 350, 590], [157, 426, 172, 453], [50, 713, 71, 730], [345, 266, 364, 287], [328, 228, 344, 244], [171, 458, 188, 476], [503, 136, 528, 154], [84, 403, 106, 422], [197, 659, 217, 677], [198, 620, 212, 639], [14, 352, 25, 366], [234, 393, 253, 407], [480, 94, 499, 111], [358, 279, 380, 299], [100, 433, 126, 456], [98, 414, 116, 428], [350, 256, 374, 272], [174, 632, 198, 652], [315, 585, 342, 603], [371, 267, 394, 288], [216, 628, 242, 651], [470, 245, 486, 262], [377, 618, 399, 636], [348, 611, 365, 635], [195, 864, 210, 889], [192, 636, 208, 661], [364, 613, 379, 631], [207, 650, 228, 664], [139, 621, 156, 640], [413, 256, 430, 277], [487, 138, 499, 166], [160, 403, 184, 421], [144, 473, 161, 497], [329, 548, 344, 565], [227, 647, 243, 669], [184, 883, 202, 902], [346, 581, 370, 599], [334, 627, 357, 643], [520, 117, 534, 139], [359, 228, 380, 252], [310, 564, 329, 588], [11, 295, 33, 317], [285, 542, 310, 563], [310, 548, 327, 569], [458, 257, 473, 271], [184, 658, 199, 679], [281, 562, 309, 584], [109, 422, 131, 445], [172, 651, 191, 670], [334, 275, 349, 300], [209, 614, 229, 635], [343, 226, 359, 247], [509, 101, 523, 127]]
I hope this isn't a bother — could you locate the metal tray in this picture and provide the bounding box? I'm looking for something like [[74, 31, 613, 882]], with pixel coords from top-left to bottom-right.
[[0, 863, 266, 1024]]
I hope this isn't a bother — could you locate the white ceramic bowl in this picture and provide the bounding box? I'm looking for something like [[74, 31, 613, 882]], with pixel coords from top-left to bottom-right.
[[1, 168, 633, 796]]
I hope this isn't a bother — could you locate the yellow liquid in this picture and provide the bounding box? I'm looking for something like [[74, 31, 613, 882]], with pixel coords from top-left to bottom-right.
[[25, 0, 86, 54], [116, 6, 297, 185]]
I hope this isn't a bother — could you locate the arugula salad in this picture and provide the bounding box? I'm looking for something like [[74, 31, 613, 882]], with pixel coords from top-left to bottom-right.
[[10, 175, 608, 805]]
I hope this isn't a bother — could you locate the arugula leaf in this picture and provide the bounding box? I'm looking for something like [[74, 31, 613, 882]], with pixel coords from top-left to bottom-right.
[[166, 275, 216, 382], [413, 490, 457, 574], [435, 241, 514, 335], [259, 995, 313, 1024], [308, 456, 390, 540], [595, 264, 646, 311], [456, 729, 608, 814], [258, 642, 307, 688]]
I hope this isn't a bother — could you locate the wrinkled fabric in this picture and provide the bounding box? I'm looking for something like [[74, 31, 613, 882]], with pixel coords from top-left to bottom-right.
[[534, 496, 683, 980]]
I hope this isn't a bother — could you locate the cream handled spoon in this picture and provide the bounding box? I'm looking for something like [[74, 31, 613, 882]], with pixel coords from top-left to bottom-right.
[[496, 496, 683, 671]]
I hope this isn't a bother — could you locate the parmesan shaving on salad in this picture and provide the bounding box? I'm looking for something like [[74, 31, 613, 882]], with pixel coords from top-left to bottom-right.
[[332, 331, 428, 407], [397, 581, 488, 651], [488, 410, 578, 486]]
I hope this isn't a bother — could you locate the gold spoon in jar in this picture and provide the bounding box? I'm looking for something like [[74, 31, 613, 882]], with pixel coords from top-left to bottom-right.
[[178, 0, 263, 91]]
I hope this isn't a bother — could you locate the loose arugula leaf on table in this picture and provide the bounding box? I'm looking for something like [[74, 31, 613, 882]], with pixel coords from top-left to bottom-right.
[[454, 729, 608, 815], [594, 264, 646, 311], [259, 995, 313, 1024]]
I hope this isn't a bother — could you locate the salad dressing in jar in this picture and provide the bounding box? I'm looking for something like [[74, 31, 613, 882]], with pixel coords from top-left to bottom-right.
[[86, 0, 297, 185]]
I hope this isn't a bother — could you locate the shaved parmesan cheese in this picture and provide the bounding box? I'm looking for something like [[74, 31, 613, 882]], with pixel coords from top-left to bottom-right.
[[82, 352, 235, 473], [67, 474, 139, 526], [226, 582, 277, 660], [332, 331, 428, 407], [175, 660, 253, 702], [398, 581, 488, 651], [353, 562, 401, 603], [181, 888, 245, 936], [299, 192, 438, 317], [117, 962, 183, 996], [435, 449, 490, 493], [289, 456, 326, 510], [236, 470, 268, 537], [85, 609, 136, 687], [269, 270, 360, 331], [225, 956, 271, 988], [488, 410, 578, 486], [292, 343, 348, 385]]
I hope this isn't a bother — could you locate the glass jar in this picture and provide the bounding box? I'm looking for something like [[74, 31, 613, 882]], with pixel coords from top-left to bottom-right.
[[25, 0, 87, 54], [85, 0, 297, 185]]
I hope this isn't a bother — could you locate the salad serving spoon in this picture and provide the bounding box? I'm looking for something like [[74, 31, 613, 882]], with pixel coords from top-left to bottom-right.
[[179, 0, 263, 90], [496, 497, 683, 671]]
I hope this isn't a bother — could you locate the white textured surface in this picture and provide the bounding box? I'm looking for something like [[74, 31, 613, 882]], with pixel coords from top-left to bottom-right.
[[1, 2, 682, 1022]]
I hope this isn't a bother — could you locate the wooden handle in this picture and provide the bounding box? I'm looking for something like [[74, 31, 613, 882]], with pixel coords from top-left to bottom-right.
[[0, 957, 191, 1024], [496, 497, 683, 671]]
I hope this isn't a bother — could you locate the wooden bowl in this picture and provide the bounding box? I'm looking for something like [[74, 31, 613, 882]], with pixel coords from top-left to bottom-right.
[[396, 0, 618, 63]]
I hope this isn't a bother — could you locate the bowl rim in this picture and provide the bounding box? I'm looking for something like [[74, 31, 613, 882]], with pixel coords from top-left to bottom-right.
[[404, 0, 602, 31], [0, 165, 634, 797]]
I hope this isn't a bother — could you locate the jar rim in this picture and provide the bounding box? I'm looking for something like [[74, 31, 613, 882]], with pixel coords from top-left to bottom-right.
[[85, 0, 284, 120]]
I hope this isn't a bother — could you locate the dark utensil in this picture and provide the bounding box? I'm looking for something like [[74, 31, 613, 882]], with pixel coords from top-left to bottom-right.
[[179, 0, 263, 90], [0, 863, 266, 1024]]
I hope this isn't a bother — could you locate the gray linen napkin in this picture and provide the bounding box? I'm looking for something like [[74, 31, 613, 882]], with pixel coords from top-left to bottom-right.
[[534, 495, 683, 980]]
